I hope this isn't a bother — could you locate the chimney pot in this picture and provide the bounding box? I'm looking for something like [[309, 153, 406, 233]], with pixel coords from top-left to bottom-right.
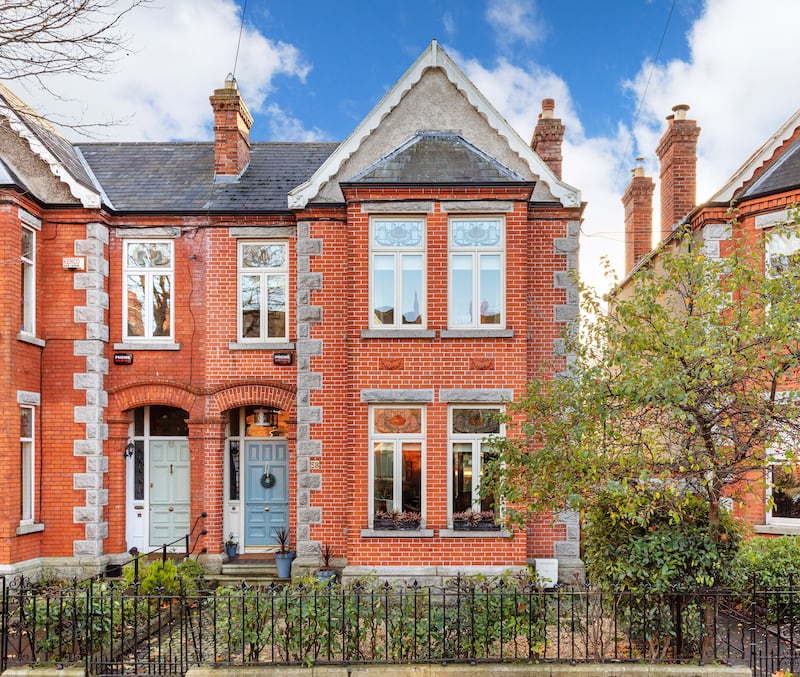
[[672, 103, 690, 120], [530, 98, 565, 178]]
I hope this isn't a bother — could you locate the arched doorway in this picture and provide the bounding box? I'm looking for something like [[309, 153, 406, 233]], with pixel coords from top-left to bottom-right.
[[225, 406, 289, 550], [125, 405, 190, 552]]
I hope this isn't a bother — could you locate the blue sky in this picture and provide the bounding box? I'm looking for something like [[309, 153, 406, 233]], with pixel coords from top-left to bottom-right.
[[13, 0, 800, 293], [254, 0, 698, 143]]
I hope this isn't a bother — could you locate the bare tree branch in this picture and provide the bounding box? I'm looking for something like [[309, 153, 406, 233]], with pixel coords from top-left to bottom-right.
[[0, 1, 150, 81]]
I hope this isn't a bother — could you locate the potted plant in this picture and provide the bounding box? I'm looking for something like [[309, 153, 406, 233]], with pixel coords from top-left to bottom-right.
[[225, 533, 238, 559], [374, 510, 398, 530], [315, 543, 337, 584], [396, 511, 421, 530], [452, 509, 500, 531], [273, 526, 295, 579]]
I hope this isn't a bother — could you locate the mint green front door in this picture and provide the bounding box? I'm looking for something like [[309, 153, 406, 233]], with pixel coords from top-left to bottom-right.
[[149, 440, 190, 547]]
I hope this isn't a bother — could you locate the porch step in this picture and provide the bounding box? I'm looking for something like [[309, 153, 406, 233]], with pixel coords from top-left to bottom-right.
[[211, 557, 282, 587]]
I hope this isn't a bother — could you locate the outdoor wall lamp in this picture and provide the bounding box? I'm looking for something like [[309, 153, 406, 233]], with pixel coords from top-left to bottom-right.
[[124, 440, 136, 458]]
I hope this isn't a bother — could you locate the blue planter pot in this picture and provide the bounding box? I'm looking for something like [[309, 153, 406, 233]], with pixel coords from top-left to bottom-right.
[[316, 569, 337, 584], [275, 551, 296, 579], [225, 544, 238, 560]]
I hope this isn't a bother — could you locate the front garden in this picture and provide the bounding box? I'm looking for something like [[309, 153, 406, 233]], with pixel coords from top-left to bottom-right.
[[2, 540, 800, 677]]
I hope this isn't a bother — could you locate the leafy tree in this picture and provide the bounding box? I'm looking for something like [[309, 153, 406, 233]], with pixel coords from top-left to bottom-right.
[[485, 212, 800, 592]]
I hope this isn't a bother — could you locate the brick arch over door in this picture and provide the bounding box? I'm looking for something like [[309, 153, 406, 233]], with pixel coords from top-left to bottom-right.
[[212, 382, 296, 417], [110, 381, 198, 416]]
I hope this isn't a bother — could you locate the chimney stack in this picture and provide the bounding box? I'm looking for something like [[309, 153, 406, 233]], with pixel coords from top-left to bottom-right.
[[209, 75, 253, 181], [622, 158, 655, 274], [531, 98, 565, 179], [656, 104, 700, 239]]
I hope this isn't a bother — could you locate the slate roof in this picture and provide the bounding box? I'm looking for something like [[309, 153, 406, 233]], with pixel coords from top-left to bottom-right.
[[740, 135, 800, 199], [77, 141, 339, 212], [350, 132, 527, 183]]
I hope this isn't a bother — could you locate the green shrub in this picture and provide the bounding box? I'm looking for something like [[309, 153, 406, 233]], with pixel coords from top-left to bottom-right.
[[728, 535, 800, 623], [729, 535, 800, 590], [585, 485, 741, 591]]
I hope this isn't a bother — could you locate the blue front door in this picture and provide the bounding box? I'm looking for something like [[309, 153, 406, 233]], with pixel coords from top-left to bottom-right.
[[244, 440, 289, 547]]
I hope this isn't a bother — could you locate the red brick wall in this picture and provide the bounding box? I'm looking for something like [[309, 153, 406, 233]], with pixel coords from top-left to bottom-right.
[[301, 185, 578, 567]]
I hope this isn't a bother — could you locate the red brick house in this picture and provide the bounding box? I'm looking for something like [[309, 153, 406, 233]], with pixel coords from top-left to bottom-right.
[[622, 103, 800, 536], [0, 41, 584, 581]]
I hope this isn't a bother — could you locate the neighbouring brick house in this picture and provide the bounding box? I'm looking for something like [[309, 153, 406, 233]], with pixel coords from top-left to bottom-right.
[[0, 41, 584, 581], [621, 103, 800, 536]]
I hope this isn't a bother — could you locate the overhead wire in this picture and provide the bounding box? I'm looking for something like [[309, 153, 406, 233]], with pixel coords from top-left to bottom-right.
[[582, 0, 678, 245]]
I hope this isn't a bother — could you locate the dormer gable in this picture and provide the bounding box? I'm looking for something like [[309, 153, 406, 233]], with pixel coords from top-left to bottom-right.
[[289, 40, 579, 209], [349, 131, 527, 184]]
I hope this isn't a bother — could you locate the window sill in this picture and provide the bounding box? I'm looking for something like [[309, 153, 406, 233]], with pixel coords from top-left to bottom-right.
[[440, 528, 510, 538], [17, 523, 44, 535], [228, 341, 296, 351], [113, 342, 181, 351], [440, 329, 514, 339], [17, 333, 45, 347], [361, 330, 436, 339], [361, 528, 435, 538], [754, 523, 800, 535]]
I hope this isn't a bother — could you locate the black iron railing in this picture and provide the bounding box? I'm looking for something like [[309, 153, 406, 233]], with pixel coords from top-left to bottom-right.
[[1, 573, 798, 676]]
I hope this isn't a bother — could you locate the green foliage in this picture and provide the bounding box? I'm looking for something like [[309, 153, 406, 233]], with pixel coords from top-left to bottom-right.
[[728, 536, 800, 623], [585, 486, 741, 591], [214, 572, 549, 665], [123, 556, 204, 595], [484, 214, 800, 589], [730, 535, 800, 590]]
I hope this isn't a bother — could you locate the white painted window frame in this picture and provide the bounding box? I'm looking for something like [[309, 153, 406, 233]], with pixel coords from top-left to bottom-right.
[[20, 405, 35, 525], [446, 405, 504, 525], [369, 217, 427, 329], [448, 217, 505, 329], [237, 241, 289, 341], [122, 239, 175, 341], [367, 405, 426, 528], [20, 224, 36, 336]]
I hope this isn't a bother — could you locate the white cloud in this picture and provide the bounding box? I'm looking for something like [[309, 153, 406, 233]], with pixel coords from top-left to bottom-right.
[[443, 12, 456, 38], [457, 51, 625, 295], [486, 0, 546, 48], [264, 103, 326, 142], [626, 0, 800, 215], [11, 0, 315, 142]]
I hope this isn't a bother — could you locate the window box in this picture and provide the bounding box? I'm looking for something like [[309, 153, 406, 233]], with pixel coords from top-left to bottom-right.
[[452, 510, 500, 531], [373, 518, 396, 530], [374, 510, 421, 530], [453, 519, 500, 531]]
